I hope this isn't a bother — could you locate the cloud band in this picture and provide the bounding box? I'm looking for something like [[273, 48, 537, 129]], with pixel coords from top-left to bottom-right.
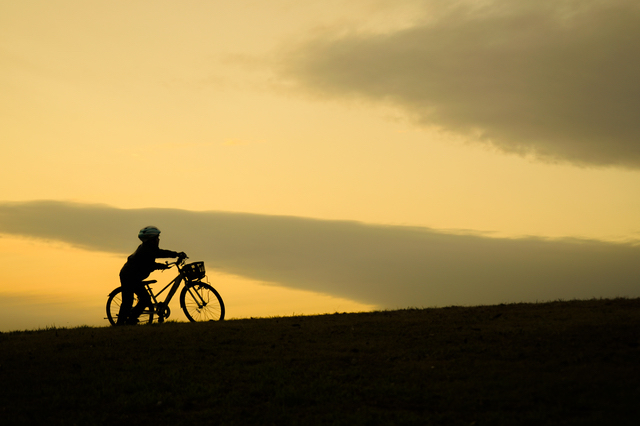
[[1, 200, 638, 308]]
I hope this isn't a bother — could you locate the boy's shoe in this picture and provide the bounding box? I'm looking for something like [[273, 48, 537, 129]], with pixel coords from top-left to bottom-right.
[[126, 318, 139, 325]]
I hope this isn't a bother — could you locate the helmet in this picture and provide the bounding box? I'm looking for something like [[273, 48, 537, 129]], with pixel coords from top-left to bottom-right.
[[138, 226, 161, 241]]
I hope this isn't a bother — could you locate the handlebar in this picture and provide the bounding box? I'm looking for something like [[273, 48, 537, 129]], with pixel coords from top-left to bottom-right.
[[165, 255, 189, 269]]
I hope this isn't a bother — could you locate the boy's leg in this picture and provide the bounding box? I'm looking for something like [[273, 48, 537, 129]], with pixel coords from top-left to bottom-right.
[[128, 283, 152, 323], [116, 285, 133, 325]]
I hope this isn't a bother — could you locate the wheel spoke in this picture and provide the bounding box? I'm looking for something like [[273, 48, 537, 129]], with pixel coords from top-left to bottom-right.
[[181, 282, 225, 322]]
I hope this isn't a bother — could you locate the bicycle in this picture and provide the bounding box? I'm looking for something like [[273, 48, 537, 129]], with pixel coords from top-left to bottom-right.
[[106, 258, 225, 325]]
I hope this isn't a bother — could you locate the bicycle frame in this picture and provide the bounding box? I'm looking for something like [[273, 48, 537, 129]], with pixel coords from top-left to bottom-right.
[[143, 260, 211, 320], [143, 272, 184, 309]]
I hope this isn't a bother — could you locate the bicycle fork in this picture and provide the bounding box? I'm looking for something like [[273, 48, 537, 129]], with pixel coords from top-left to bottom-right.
[[186, 283, 208, 309]]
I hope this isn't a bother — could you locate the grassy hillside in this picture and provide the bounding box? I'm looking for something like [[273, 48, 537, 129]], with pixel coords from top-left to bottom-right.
[[1, 298, 639, 425]]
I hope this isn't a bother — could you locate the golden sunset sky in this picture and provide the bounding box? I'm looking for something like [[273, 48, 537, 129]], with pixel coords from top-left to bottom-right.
[[2, 0, 640, 331]]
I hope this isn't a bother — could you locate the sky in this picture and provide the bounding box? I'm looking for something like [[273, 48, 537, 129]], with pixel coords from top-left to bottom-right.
[[1, 0, 640, 331]]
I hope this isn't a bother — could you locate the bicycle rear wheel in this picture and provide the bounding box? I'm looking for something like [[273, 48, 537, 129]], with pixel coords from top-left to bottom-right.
[[106, 288, 154, 325], [180, 282, 225, 322]]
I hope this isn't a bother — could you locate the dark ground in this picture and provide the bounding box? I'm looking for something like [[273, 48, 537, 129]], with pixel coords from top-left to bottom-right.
[[1, 298, 639, 425]]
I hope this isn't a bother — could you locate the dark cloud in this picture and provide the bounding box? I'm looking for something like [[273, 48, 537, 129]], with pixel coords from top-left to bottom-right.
[[1, 200, 639, 308], [277, 0, 640, 168]]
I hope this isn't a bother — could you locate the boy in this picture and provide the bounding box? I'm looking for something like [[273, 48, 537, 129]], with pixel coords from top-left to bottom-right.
[[117, 226, 186, 325]]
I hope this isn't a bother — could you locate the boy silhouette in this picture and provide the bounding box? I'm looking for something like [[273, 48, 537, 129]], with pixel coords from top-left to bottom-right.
[[117, 226, 185, 325]]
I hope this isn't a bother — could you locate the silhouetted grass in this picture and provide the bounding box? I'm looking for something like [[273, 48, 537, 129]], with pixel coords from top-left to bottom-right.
[[1, 298, 639, 425]]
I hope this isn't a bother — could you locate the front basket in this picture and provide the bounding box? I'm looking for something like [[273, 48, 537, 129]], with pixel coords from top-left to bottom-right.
[[183, 261, 206, 281]]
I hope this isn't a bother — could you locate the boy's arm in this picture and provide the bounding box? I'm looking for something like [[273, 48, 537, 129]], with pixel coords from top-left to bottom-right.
[[154, 262, 170, 270], [155, 248, 187, 259]]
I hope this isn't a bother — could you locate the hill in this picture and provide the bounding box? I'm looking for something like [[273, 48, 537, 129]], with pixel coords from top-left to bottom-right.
[[1, 298, 639, 425]]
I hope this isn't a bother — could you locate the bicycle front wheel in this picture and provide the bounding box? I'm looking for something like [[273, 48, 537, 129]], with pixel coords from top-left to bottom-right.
[[180, 282, 225, 322], [106, 288, 154, 325]]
